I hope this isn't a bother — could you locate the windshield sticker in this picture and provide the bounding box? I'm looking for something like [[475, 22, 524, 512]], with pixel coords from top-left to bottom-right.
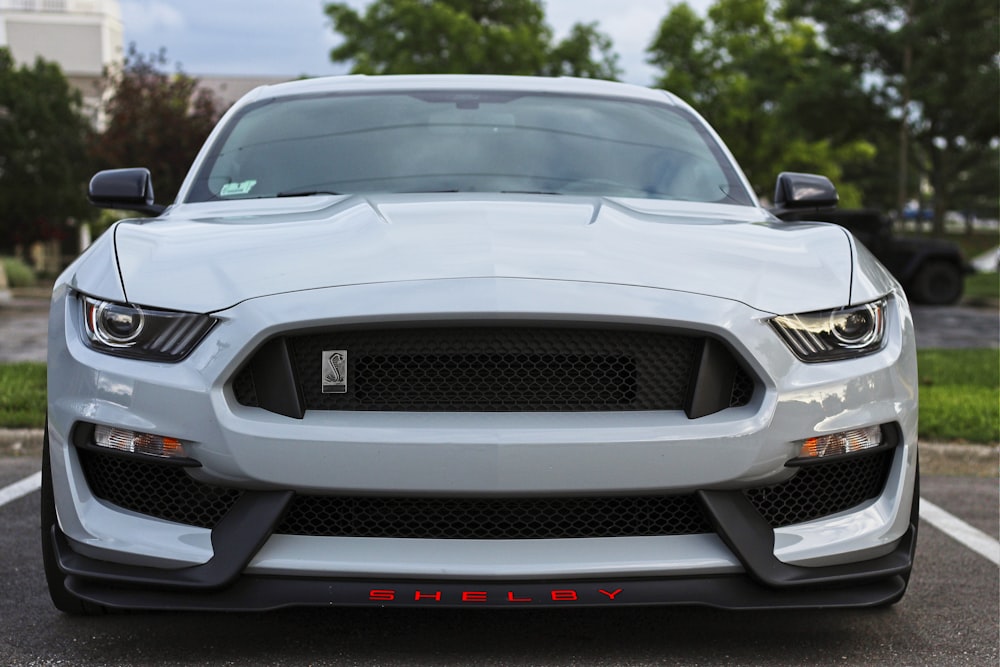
[[220, 180, 258, 196]]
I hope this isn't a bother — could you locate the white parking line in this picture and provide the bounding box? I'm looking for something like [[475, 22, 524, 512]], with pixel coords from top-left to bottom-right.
[[0, 471, 42, 508], [921, 497, 1000, 566], [2, 474, 999, 569]]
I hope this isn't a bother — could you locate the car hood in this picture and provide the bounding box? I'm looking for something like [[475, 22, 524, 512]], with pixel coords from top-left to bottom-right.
[[111, 194, 854, 315]]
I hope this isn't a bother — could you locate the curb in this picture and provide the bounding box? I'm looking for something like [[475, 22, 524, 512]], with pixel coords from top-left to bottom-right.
[[1, 429, 996, 477], [918, 442, 999, 477], [0, 429, 45, 457]]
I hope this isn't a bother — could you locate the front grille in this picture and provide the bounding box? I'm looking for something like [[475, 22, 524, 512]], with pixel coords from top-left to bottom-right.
[[274, 494, 711, 538], [233, 325, 755, 415], [78, 447, 894, 537]]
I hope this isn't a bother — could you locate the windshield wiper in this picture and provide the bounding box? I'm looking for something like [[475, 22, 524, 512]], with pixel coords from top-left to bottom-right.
[[501, 190, 563, 196], [275, 189, 342, 198], [394, 189, 461, 194]]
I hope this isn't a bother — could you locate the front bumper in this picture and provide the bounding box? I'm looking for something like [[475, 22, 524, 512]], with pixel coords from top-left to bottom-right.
[[51, 483, 916, 610], [46, 277, 919, 609]]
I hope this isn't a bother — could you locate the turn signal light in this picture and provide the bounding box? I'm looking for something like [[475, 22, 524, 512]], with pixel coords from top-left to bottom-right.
[[798, 426, 882, 459], [94, 425, 187, 459]]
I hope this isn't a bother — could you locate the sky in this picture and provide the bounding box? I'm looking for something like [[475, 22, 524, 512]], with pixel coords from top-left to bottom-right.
[[120, 0, 712, 86]]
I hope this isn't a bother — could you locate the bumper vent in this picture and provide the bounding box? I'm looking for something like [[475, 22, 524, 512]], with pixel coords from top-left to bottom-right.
[[78, 448, 241, 529], [743, 450, 897, 528], [232, 325, 755, 418], [77, 448, 893, 537], [275, 494, 711, 539]]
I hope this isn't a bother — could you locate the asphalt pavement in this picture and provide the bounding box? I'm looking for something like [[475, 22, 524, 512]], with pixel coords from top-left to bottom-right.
[[910, 304, 1000, 349], [0, 457, 996, 666], [0, 300, 48, 363]]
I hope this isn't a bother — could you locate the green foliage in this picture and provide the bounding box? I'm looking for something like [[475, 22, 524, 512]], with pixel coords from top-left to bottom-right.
[[917, 349, 999, 443], [0, 48, 92, 251], [1, 257, 36, 288], [542, 22, 621, 80], [647, 0, 999, 214], [325, 0, 620, 79], [646, 0, 878, 200], [785, 0, 1000, 225], [0, 362, 46, 429], [91, 45, 223, 206], [89, 208, 131, 242]]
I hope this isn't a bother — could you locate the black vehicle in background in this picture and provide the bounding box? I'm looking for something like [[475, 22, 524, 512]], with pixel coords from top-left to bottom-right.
[[777, 209, 970, 305]]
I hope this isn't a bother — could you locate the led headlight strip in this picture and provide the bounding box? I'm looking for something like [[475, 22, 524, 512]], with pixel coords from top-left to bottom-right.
[[82, 296, 217, 362], [771, 298, 887, 362]]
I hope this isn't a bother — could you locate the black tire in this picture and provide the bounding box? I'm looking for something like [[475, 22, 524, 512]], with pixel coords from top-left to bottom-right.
[[909, 260, 964, 305], [40, 426, 107, 615]]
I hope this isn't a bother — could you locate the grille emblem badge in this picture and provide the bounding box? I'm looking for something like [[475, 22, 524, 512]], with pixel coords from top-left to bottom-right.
[[322, 350, 347, 394]]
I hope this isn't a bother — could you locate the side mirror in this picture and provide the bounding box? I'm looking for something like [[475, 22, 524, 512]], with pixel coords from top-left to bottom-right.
[[88, 168, 166, 216], [772, 172, 838, 218]]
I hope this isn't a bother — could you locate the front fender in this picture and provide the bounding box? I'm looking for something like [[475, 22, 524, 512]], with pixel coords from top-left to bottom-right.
[[55, 222, 128, 303], [848, 234, 903, 305]]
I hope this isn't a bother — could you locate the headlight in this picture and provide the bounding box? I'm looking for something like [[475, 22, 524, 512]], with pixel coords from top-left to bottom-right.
[[770, 298, 886, 362], [82, 296, 216, 362]]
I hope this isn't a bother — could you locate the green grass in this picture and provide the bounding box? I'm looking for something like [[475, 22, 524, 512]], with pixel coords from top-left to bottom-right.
[[1, 257, 37, 288], [964, 272, 998, 301], [0, 362, 46, 428], [952, 231, 1000, 261], [0, 351, 997, 442], [917, 349, 999, 444]]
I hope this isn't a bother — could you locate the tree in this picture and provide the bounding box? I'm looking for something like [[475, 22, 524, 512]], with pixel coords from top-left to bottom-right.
[[647, 0, 878, 204], [785, 0, 1000, 230], [541, 22, 620, 80], [325, 0, 621, 80], [0, 48, 92, 251], [91, 45, 223, 206]]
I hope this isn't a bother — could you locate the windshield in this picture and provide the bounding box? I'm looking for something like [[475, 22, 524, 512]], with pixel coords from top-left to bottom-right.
[[185, 89, 754, 205]]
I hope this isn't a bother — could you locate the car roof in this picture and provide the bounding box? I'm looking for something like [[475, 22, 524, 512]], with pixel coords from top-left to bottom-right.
[[236, 74, 681, 108]]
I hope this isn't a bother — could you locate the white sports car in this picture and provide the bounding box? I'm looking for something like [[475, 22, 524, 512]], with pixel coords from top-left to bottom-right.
[[43, 75, 918, 613]]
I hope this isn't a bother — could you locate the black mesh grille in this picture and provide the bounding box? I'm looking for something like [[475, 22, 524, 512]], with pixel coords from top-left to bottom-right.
[[231, 369, 258, 409], [233, 325, 755, 413], [744, 449, 895, 528], [274, 494, 711, 538], [730, 371, 754, 409], [77, 447, 894, 536], [293, 327, 694, 412], [77, 448, 242, 529]]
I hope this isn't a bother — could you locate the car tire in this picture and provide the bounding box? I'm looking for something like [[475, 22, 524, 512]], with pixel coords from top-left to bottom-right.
[[40, 426, 107, 615], [910, 260, 964, 305]]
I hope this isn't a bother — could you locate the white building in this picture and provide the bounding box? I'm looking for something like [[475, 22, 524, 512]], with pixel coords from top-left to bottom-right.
[[196, 74, 292, 110], [0, 0, 123, 123]]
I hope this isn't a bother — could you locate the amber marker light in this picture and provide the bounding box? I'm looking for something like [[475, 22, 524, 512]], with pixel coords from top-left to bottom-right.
[[94, 425, 188, 459], [798, 426, 882, 459]]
